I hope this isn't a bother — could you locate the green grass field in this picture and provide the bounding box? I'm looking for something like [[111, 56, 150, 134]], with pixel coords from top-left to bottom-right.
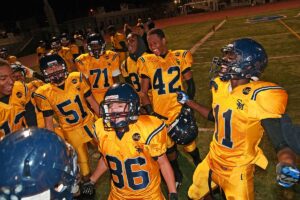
[[93, 8, 300, 199]]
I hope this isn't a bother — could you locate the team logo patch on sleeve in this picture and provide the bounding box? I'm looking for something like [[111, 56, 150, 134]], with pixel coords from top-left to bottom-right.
[[243, 87, 251, 95], [16, 92, 22, 98], [132, 133, 141, 141], [72, 79, 78, 84]]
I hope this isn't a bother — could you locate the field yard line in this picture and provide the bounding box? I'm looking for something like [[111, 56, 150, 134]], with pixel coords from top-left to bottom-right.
[[190, 19, 227, 54], [278, 19, 300, 41], [198, 128, 214, 132], [269, 54, 300, 59]]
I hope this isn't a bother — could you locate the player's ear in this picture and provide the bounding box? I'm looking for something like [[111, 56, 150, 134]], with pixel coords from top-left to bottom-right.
[[162, 38, 167, 45]]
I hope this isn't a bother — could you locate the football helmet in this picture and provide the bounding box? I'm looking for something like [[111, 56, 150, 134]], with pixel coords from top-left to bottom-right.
[[61, 33, 70, 47], [50, 36, 62, 52], [39, 54, 68, 84], [211, 38, 268, 81], [0, 128, 79, 200], [11, 62, 26, 81], [168, 106, 198, 145], [0, 47, 8, 59], [39, 40, 46, 46], [101, 83, 140, 130], [86, 33, 106, 59]]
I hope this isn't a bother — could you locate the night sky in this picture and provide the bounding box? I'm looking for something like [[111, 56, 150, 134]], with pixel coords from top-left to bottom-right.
[[1, 0, 169, 25]]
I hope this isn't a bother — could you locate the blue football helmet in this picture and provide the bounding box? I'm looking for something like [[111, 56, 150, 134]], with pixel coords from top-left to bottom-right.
[[87, 33, 106, 59], [50, 36, 62, 52], [0, 128, 79, 200], [168, 106, 198, 145], [0, 47, 8, 59], [101, 83, 140, 130], [39, 54, 68, 84], [211, 38, 268, 81]]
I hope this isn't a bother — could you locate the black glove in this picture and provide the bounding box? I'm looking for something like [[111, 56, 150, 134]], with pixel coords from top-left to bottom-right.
[[169, 192, 178, 200], [81, 179, 95, 196]]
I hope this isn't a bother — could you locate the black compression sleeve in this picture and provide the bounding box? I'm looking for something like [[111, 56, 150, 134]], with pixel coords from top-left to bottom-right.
[[185, 78, 195, 100], [24, 101, 37, 126], [261, 118, 289, 152], [207, 109, 215, 122]]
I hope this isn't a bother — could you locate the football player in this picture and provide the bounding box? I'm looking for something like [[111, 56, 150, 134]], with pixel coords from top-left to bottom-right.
[[49, 36, 75, 72], [75, 33, 121, 104], [120, 32, 147, 96], [177, 38, 290, 199], [107, 25, 128, 65], [10, 62, 65, 139], [33, 54, 100, 183], [36, 40, 47, 58], [61, 33, 81, 61], [0, 127, 79, 200], [81, 83, 178, 199], [0, 59, 26, 137], [138, 28, 201, 188]]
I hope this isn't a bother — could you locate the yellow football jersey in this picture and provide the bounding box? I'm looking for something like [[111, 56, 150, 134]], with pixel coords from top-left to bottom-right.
[[208, 77, 288, 176], [94, 115, 167, 200], [26, 80, 46, 128], [49, 47, 74, 72], [138, 50, 193, 124], [36, 46, 46, 57], [75, 51, 120, 104], [111, 32, 127, 64], [0, 103, 25, 137], [69, 44, 79, 55], [0, 81, 27, 137], [121, 53, 147, 92], [34, 72, 94, 131]]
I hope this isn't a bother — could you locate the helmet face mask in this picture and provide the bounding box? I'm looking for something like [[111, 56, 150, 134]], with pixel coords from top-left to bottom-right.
[[61, 37, 70, 47], [210, 38, 268, 81], [0, 48, 8, 59], [50, 37, 62, 52], [101, 83, 140, 131], [11, 63, 26, 82], [43, 61, 67, 84], [39, 54, 68, 84], [87, 34, 106, 59]]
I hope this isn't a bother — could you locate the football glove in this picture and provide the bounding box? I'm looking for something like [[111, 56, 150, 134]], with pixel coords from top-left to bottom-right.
[[276, 162, 300, 188], [169, 193, 178, 200], [80, 179, 96, 196], [177, 91, 189, 104]]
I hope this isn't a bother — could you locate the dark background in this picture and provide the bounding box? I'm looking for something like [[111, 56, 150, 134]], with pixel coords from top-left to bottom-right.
[[1, 0, 171, 25]]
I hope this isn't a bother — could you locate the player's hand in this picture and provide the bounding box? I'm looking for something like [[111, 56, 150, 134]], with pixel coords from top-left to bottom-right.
[[169, 193, 178, 200], [176, 91, 189, 104], [80, 179, 95, 196], [276, 162, 300, 188]]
